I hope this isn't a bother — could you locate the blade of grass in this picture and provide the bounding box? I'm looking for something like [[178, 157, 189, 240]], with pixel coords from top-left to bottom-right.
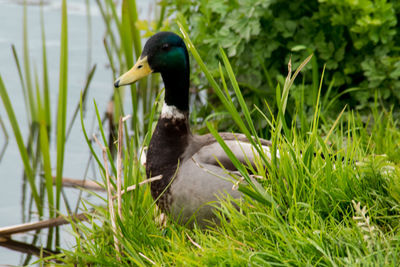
[[40, 3, 50, 128], [11, 45, 32, 124], [96, 0, 119, 57], [35, 68, 54, 247], [156, 4, 166, 30], [283, 54, 313, 115], [272, 55, 312, 171], [324, 87, 362, 113], [65, 64, 96, 140], [0, 75, 42, 216], [310, 49, 319, 108], [124, 0, 141, 59], [104, 0, 122, 33], [311, 64, 325, 133], [80, 93, 104, 173], [178, 22, 249, 138], [85, 0, 93, 74], [321, 78, 335, 112], [94, 100, 118, 177], [207, 122, 278, 208], [218, 47, 258, 138], [104, 39, 117, 78], [324, 105, 347, 145], [218, 49, 273, 167], [121, 0, 140, 144], [23, 2, 36, 123], [55, 0, 68, 214]]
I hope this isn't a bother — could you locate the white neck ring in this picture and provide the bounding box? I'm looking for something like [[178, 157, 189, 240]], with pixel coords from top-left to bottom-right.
[[161, 102, 186, 120]]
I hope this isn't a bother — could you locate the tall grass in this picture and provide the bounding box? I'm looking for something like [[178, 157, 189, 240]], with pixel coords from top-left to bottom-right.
[[0, 0, 163, 263], [95, 0, 166, 146], [0, 0, 97, 258], [54, 12, 400, 265], [54, 0, 69, 247]]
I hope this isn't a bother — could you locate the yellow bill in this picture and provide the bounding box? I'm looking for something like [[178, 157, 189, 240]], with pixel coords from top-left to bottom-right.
[[114, 56, 153, 88]]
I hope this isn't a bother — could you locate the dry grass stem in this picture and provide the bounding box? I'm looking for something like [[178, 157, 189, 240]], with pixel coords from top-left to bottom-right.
[[139, 252, 156, 265], [352, 200, 379, 248], [140, 146, 147, 166], [232, 177, 245, 190], [122, 114, 132, 121], [284, 56, 292, 89], [116, 116, 123, 219], [111, 175, 162, 201], [57, 175, 163, 200], [185, 232, 203, 250], [93, 134, 121, 259], [0, 213, 89, 236], [155, 211, 167, 228], [52, 177, 104, 191]]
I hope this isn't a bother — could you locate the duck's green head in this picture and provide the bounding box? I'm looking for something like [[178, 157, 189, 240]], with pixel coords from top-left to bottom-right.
[[114, 32, 189, 88]]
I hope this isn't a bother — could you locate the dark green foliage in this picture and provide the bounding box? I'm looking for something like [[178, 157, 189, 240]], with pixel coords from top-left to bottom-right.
[[165, 0, 400, 110]]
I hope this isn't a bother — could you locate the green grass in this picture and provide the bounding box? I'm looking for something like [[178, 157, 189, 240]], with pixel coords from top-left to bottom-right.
[[2, 0, 399, 265], [53, 21, 400, 266], [0, 0, 97, 255]]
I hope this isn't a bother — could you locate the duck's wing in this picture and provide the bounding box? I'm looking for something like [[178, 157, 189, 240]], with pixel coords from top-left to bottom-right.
[[170, 133, 274, 226], [187, 132, 274, 171]]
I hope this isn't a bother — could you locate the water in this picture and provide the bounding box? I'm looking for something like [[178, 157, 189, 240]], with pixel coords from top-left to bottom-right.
[[0, 0, 152, 264]]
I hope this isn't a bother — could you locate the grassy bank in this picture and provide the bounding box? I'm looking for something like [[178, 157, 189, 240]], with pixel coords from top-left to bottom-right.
[[55, 24, 400, 265]]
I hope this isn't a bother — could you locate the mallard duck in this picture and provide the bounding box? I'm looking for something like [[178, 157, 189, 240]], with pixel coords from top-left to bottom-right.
[[114, 32, 272, 227]]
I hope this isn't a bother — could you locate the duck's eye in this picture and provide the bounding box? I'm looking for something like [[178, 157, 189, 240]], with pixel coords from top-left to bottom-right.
[[137, 65, 143, 69], [162, 43, 170, 51]]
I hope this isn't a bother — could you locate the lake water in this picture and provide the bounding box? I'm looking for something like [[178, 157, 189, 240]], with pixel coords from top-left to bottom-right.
[[0, 0, 152, 264]]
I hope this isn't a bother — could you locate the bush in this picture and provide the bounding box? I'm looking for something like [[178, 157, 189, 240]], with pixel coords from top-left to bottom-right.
[[165, 0, 400, 111]]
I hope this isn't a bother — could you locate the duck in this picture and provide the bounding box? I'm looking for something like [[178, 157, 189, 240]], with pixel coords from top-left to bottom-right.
[[114, 31, 272, 227]]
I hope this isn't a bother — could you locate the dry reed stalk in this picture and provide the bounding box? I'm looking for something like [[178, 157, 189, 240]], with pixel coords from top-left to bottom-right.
[[51, 175, 162, 198], [93, 134, 121, 259], [52, 176, 104, 191], [111, 175, 162, 200], [0, 213, 89, 236], [116, 116, 123, 219]]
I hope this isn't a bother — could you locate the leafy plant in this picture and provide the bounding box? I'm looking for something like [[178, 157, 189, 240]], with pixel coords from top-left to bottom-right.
[[165, 0, 400, 112]]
